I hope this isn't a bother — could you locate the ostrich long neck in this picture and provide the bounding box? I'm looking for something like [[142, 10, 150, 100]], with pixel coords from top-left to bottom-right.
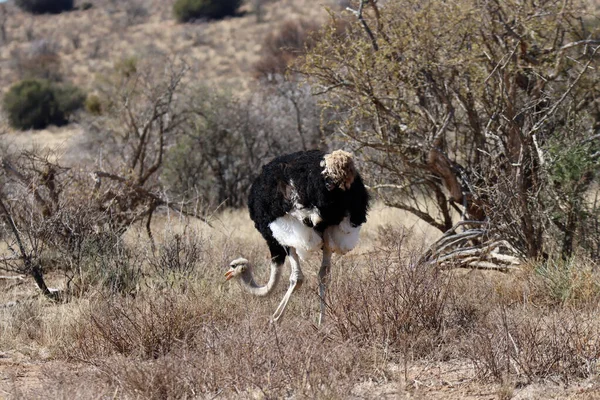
[[238, 261, 281, 297]]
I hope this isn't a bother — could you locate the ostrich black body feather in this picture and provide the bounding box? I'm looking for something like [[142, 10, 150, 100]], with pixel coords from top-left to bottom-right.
[[248, 150, 370, 262]]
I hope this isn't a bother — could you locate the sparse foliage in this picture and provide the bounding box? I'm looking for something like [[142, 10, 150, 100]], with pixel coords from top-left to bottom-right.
[[83, 57, 195, 239], [163, 81, 327, 208]]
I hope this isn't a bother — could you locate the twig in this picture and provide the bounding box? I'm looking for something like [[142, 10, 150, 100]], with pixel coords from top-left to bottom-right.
[[366, 183, 411, 191], [560, 39, 600, 51], [529, 45, 599, 136], [347, 0, 379, 51], [0, 197, 56, 299], [0, 275, 25, 280]]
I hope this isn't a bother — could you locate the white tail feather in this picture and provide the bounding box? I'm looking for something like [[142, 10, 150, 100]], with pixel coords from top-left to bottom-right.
[[269, 215, 323, 260]]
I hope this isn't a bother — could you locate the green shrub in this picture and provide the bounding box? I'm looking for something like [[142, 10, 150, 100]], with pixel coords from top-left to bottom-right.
[[173, 0, 241, 22], [15, 0, 74, 14], [3, 79, 85, 130], [85, 94, 103, 115]]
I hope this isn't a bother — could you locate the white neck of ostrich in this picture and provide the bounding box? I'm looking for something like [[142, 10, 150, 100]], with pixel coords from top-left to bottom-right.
[[238, 261, 282, 297]]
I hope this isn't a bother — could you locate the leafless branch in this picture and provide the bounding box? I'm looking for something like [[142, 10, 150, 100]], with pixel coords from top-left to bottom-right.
[[347, 0, 379, 51]]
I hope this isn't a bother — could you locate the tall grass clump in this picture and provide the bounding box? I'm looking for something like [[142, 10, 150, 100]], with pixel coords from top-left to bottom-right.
[[533, 257, 600, 306]]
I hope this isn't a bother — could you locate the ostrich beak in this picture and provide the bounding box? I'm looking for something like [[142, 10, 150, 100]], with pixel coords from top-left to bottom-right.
[[224, 269, 235, 281]]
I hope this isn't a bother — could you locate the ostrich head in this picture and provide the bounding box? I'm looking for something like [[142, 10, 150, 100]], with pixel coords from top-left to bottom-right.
[[225, 257, 283, 297], [321, 150, 357, 190], [224, 257, 251, 281]]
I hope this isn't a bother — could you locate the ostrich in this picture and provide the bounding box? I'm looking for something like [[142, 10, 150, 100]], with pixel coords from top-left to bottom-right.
[[224, 149, 369, 324]]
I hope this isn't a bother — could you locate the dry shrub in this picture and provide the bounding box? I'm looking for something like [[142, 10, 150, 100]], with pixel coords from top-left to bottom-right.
[[468, 306, 600, 383], [94, 324, 371, 399], [529, 257, 600, 307], [163, 81, 327, 209], [63, 287, 375, 398], [65, 292, 214, 360], [254, 17, 351, 81], [64, 236, 144, 297], [445, 271, 497, 335], [457, 256, 600, 384], [253, 19, 320, 80], [326, 240, 452, 360], [13, 39, 63, 82], [147, 231, 207, 286]]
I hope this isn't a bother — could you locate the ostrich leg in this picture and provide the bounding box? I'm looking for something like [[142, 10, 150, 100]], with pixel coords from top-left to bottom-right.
[[272, 248, 304, 322], [318, 246, 333, 326]]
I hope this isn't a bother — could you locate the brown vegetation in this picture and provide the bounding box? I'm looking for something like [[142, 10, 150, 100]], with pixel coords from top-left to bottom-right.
[[1, 0, 599, 398], [2, 217, 600, 398]]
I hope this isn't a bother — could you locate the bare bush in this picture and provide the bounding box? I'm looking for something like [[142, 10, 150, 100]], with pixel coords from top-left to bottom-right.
[[147, 231, 206, 287], [254, 19, 319, 80], [124, 0, 149, 25], [0, 57, 200, 298], [66, 292, 206, 360], [469, 306, 600, 383], [326, 236, 452, 360], [163, 80, 329, 209], [12, 39, 62, 81]]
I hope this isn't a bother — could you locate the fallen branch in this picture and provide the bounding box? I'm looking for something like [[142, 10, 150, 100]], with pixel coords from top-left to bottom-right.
[[419, 220, 524, 271], [0, 275, 25, 280]]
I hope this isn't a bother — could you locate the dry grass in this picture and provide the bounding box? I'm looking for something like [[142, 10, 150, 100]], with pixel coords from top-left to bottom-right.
[[2, 203, 600, 398]]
